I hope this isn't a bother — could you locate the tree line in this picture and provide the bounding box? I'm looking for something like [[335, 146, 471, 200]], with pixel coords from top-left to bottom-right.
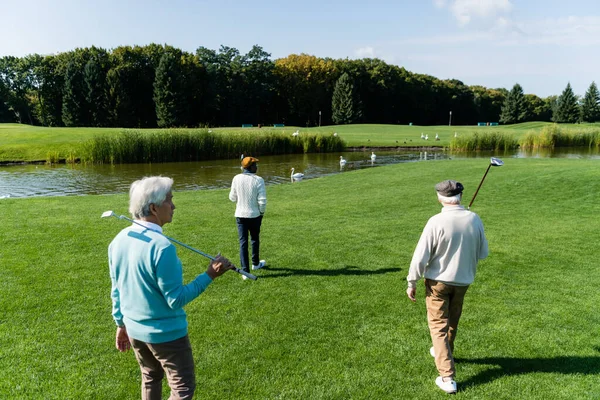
[[1, 44, 599, 128]]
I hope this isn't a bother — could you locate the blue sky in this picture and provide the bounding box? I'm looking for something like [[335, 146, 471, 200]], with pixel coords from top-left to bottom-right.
[[2, 0, 599, 98]]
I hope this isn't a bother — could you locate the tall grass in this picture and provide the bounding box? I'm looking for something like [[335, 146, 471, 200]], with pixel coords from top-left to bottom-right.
[[449, 131, 519, 151], [81, 129, 345, 164], [519, 124, 600, 149]]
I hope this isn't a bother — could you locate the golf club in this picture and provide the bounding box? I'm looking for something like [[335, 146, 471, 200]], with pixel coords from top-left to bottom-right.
[[101, 211, 257, 280], [468, 157, 504, 209]]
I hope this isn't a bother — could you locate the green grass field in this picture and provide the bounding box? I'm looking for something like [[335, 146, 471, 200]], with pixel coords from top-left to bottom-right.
[[1, 158, 599, 399], [3, 122, 600, 163]]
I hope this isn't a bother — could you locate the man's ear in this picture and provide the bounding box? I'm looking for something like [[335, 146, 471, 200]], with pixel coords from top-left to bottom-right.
[[149, 203, 158, 216]]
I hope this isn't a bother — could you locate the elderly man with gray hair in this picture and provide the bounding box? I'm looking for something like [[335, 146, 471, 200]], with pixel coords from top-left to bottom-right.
[[406, 180, 488, 394], [109, 176, 233, 400]]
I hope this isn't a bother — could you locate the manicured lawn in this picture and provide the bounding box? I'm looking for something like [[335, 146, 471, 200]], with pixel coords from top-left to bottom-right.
[[0, 158, 599, 399], [3, 122, 600, 162]]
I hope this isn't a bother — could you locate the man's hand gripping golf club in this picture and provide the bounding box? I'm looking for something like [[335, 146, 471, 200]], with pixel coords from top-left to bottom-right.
[[101, 211, 257, 280]]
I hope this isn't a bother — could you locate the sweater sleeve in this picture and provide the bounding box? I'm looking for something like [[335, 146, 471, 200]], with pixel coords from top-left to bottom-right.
[[155, 244, 213, 309], [257, 179, 267, 214], [478, 219, 489, 260], [108, 248, 124, 326], [406, 222, 434, 288], [229, 177, 238, 202]]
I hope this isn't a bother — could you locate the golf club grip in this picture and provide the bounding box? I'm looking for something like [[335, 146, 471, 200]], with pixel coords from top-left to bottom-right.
[[235, 268, 257, 280]]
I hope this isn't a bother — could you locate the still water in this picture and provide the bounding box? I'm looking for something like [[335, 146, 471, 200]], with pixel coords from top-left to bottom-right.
[[1, 148, 598, 198]]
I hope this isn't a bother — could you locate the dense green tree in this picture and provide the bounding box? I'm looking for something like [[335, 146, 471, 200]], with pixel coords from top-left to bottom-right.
[[33, 55, 65, 126], [331, 73, 361, 124], [240, 45, 275, 125], [84, 54, 109, 127], [107, 45, 162, 128], [0, 83, 15, 122], [0, 56, 36, 124], [471, 85, 506, 123], [153, 51, 185, 128], [553, 83, 580, 123], [62, 60, 87, 126], [499, 83, 527, 124], [580, 81, 600, 123]]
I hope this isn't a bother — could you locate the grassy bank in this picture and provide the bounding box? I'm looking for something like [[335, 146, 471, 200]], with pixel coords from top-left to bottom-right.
[[4, 122, 600, 163], [1, 158, 598, 399]]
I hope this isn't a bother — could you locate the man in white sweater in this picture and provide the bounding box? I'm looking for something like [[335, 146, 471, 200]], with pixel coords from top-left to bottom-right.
[[229, 156, 267, 279], [406, 180, 488, 394]]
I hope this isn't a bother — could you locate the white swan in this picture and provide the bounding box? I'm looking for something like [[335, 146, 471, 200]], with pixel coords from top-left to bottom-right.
[[435, 133, 440, 141], [292, 130, 299, 137], [333, 132, 338, 137], [291, 168, 304, 181], [339, 156, 347, 166], [421, 133, 425, 139], [370, 152, 376, 162], [425, 134, 429, 140]]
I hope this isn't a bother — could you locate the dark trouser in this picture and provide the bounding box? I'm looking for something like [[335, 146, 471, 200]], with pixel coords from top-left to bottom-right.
[[236, 215, 263, 272], [130, 335, 195, 400], [425, 279, 469, 379]]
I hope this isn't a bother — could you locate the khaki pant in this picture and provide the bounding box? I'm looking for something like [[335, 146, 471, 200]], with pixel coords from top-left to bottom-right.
[[130, 335, 196, 400], [425, 279, 469, 378]]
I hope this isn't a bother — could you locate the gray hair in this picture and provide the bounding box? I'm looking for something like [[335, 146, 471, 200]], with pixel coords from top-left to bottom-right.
[[128, 176, 174, 219], [437, 192, 462, 205]]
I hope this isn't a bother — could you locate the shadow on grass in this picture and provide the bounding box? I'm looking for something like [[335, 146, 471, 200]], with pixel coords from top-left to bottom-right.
[[456, 356, 600, 390], [258, 265, 400, 278]]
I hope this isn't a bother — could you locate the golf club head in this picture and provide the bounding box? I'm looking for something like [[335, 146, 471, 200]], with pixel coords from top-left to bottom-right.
[[490, 157, 504, 166], [101, 210, 117, 218]]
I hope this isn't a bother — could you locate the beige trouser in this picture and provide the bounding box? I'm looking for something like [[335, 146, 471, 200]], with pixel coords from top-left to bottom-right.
[[130, 335, 196, 400], [425, 279, 469, 379]]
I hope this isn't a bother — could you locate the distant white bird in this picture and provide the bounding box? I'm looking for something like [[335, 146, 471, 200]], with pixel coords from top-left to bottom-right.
[[339, 156, 347, 166], [291, 168, 304, 181], [240, 154, 244, 160], [208, 130, 212, 133], [333, 132, 338, 137], [371, 152, 376, 162], [435, 133, 440, 141], [425, 134, 429, 140], [454, 132, 458, 138], [421, 133, 425, 139], [292, 130, 299, 137]]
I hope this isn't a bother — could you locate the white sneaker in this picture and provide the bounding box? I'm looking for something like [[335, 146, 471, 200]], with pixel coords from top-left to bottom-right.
[[252, 260, 266, 270], [430, 347, 435, 358], [435, 376, 457, 394]]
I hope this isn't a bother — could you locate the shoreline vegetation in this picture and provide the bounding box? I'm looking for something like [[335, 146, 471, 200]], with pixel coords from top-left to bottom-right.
[[1, 122, 600, 165]]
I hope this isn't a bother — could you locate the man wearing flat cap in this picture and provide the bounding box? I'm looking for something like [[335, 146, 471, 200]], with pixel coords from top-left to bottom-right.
[[406, 180, 488, 394], [229, 156, 267, 279]]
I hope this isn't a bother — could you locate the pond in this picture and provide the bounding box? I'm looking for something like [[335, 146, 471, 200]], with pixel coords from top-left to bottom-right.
[[1, 148, 599, 198]]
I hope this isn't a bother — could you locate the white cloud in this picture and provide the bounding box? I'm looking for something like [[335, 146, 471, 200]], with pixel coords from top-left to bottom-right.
[[354, 46, 376, 58], [435, 0, 513, 27], [501, 16, 600, 46]]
